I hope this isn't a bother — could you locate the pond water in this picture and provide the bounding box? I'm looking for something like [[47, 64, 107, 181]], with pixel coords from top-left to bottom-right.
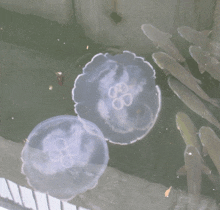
[[1, 6, 220, 209]]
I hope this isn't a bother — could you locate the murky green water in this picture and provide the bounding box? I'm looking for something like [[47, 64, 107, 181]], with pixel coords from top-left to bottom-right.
[[1, 6, 220, 207]]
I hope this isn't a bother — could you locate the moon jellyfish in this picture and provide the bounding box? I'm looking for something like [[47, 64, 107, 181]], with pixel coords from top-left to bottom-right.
[[21, 115, 109, 200], [72, 51, 161, 144]]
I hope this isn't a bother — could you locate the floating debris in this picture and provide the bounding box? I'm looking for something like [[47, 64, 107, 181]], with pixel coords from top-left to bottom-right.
[[165, 186, 172, 197], [55, 71, 64, 86]]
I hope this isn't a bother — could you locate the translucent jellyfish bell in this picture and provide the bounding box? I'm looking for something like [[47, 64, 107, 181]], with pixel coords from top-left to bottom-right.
[[72, 51, 161, 144], [21, 115, 109, 200]]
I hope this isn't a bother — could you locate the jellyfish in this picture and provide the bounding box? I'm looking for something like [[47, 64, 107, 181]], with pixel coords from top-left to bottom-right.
[[21, 115, 109, 200], [72, 51, 161, 144]]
